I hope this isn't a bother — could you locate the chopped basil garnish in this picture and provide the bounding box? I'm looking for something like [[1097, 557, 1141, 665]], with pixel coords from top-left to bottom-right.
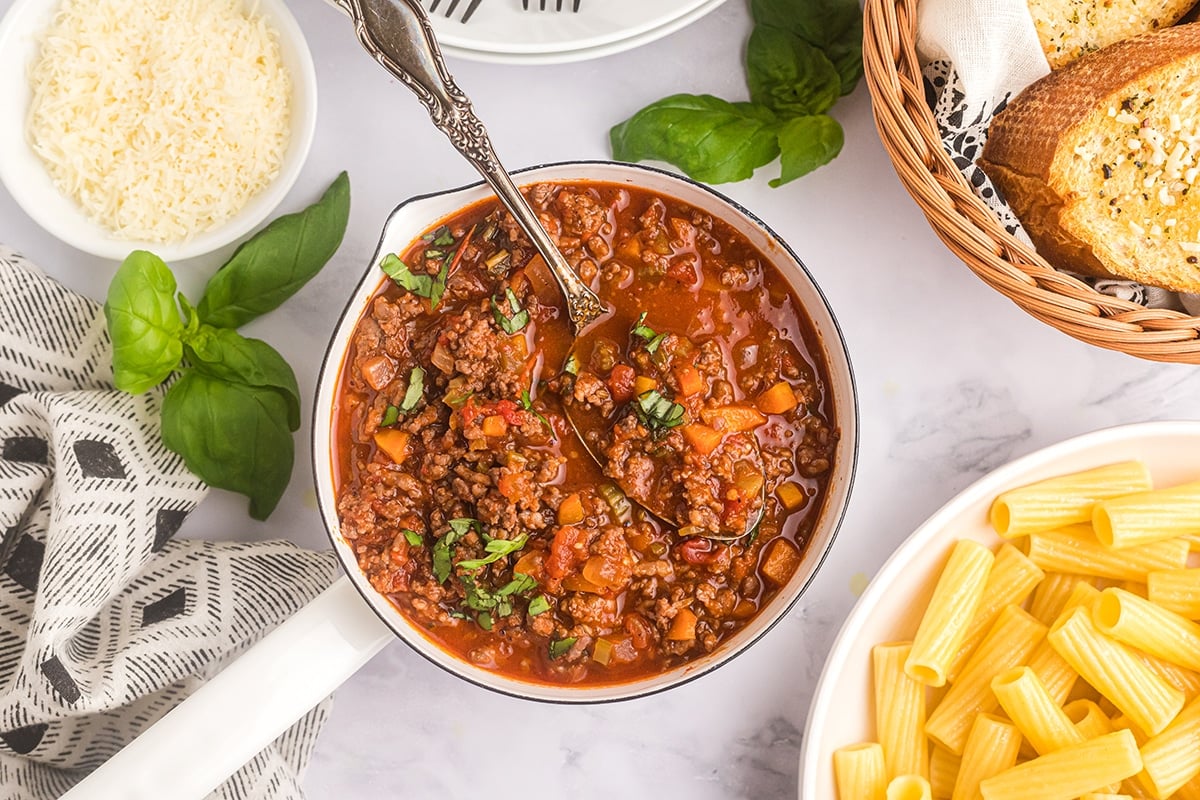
[[456, 533, 529, 571], [549, 637, 577, 660], [432, 518, 482, 584], [631, 311, 667, 354], [380, 405, 400, 427], [379, 254, 451, 310], [520, 389, 554, 436], [635, 389, 686, 431], [434, 228, 455, 247], [460, 572, 536, 618], [477, 611, 494, 631], [491, 288, 530, 335], [528, 594, 550, 616], [402, 529, 423, 547], [424, 248, 445, 259], [399, 366, 425, 412]]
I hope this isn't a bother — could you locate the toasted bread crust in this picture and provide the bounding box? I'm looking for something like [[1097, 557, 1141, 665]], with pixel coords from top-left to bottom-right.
[[980, 23, 1200, 292]]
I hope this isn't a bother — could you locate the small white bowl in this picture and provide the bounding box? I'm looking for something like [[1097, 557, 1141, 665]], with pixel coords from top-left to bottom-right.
[[0, 0, 317, 262], [799, 420, 1200, 797], [312, 160, 860, 702]]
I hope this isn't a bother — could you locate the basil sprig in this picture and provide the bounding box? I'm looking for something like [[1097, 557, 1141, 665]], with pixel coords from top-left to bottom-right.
[[380, 226, 459, 309], [103, 173, 351, 520], [630, 311, 666, 354], [491, 288, 529, 335], [609, 0, 860, 185], [635, 389, 686, 431]]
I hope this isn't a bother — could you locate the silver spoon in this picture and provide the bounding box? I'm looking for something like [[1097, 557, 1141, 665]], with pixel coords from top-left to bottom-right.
[[339, 0, 762, 540], [338, 0, 606, 334]]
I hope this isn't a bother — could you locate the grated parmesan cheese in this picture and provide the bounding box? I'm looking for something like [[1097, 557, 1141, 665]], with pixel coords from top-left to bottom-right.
[[27, 0, 292, 244]]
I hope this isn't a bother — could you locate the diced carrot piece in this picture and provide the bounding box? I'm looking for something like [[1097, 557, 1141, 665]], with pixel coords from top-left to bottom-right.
[[760, 539, 802, 586], [582, 555, 629, 591], [481, 414, 508, 437], [497, 472, 527, 500], [755, 381, 799, 415], [735, 468, 765, 500], [667, 608, 698, 641], [557, 492, 585, 525], [360, 355, 396, 391], [373, 429, 410, 463], [682, 423, 724, 456], [513, 551, 544, 581], [700, 405, 767, 432], [776, 482, 807, 512], [634, 375, 658, 396], [674, 364, 705, 397]]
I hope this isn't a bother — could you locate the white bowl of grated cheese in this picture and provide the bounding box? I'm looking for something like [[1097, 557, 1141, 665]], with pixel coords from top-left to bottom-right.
[[0, 0, 318, 262]]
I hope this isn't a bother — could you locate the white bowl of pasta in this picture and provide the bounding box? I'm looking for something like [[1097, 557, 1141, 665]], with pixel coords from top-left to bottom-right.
[[800, 420, 1200, 800]]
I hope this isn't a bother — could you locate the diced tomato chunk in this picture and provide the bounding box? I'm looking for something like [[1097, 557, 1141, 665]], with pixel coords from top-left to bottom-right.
[[608, 364, 636, 404], [546, 525, 588, 579]]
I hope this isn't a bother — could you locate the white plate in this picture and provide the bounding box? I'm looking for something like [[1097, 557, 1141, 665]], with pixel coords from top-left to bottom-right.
[[430, 0, 724, 56], [798, 420, 1200, 799]]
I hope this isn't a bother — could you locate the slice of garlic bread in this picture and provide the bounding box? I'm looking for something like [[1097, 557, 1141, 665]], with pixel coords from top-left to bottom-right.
[[1028, 0, 1198, 69]]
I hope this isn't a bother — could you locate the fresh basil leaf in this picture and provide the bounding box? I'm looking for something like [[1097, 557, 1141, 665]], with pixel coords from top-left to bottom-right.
[[381, 405, 400, 427], [477, 611, 494, 631], [161, 370, 294, 520], [196, 172, 350, 329], [183, 324, 302, 431], [433, 530, 463, 584], [447, 518, 482, 536], [610, 94, 781, 184], [399, 366, 425, 413], [491, 288, 529, 335], [381, 254, 450, 309], [822, 14, 864, 96], [403, 529, 423, 547], [428, 259, 451, 310], [104, 251, 185, 394], [635, 390, 686, 431], [456, 533, 528, 571], [549, 637, 577, 659], [751, 0, 859, 51], [528, 595, 550, 616], [498, 573, 537, 597], [630, 311, 667, 354], [770, 114, 845, 187], [747, 26, 841, 116]]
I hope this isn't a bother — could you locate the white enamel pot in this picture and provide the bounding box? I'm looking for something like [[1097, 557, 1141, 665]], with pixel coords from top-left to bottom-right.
[[61, 161, 859, 799]]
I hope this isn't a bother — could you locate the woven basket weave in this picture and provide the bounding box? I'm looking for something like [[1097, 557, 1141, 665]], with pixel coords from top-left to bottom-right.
[[863, 0, 1200, 363]]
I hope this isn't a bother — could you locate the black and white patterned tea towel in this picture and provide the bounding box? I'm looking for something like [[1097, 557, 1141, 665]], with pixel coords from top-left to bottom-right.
[[0, 245, 340, 799]]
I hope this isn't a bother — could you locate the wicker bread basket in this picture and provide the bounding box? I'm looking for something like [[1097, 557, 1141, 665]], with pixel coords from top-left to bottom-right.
[[863, 0, 1200, 363]]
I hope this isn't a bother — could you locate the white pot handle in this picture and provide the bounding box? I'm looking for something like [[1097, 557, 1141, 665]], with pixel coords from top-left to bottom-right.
[[61, 576, 392, 800]]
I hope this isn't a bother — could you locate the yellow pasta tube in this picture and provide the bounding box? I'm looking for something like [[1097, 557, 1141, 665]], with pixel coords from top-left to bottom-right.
[[1094, 588, 1200, 672], [950, 714, 1020, 800], [888, 776, 933, 800], [1026, 639, 1079, 705], [1025, 525, 1189, 582], [991, 666, 1083, 755], [1176, 774, 1200, 800], [1139, 696, 1200, 799], [929, 747, 961, 800], [905, 541, 995, 687], [978, 729, 1144, 800], [1065, 699, 1115, 740], [1092, 479, 1200, 548], [874, 642, 929, 780], [945, 544, 1044, 682], [1147, 568, 1200, 620], [925, 605, 1047, 755], [989, 461, 1152, 538], [834, 742, 888, 800], [1030, 572, 1091, 626], [1132, 649, 1200, 701], [1047, 606, 1185, 736]]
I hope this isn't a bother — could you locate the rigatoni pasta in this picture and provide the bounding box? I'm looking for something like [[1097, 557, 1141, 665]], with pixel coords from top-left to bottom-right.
[[977, 729, 1143, 800], [833, 742, 887, 800], [1092, 480, 1200, 549], [831, 460, 1200, 800], [1047, 606, 1185, 736], [905, 540, 995, 687], [874, 642, 929, 780], [951, 714, 1020, 800], [1094, 588, 1200, 672], [989, 461, 1152, 538]]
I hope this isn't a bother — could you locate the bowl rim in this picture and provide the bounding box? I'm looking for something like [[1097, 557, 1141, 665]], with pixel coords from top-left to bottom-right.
[[311, 159, 860, 703], [798, 418, 1200, 794], [0, 0, 318, 262]]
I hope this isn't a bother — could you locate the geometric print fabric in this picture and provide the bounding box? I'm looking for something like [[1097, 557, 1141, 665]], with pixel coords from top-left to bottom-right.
[[0, 246, 339, 799]]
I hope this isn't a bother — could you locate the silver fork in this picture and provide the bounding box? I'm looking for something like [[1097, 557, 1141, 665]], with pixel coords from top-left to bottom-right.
[[522, 0, 581, 10], [425, 0, 484, 22]]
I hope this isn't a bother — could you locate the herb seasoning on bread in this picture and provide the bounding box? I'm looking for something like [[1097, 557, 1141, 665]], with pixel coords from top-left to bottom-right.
[[980, 23, 1200, 293]]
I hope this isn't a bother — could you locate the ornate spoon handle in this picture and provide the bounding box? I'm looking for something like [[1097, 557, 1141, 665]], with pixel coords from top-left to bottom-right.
[[339, 0, 607, 332]]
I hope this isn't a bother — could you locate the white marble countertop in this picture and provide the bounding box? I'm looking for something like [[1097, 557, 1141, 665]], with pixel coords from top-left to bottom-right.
[[4, 1, 1200, 798]]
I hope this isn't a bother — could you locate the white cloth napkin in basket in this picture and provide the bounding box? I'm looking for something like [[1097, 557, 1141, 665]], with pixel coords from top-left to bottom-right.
[[0, 246, 340, 799], [914, 0, 1199, 312]]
